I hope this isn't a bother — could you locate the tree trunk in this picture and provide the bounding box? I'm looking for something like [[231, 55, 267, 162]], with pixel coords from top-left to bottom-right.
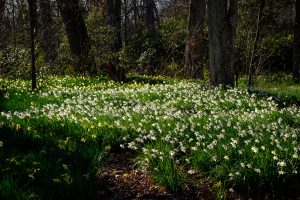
[[143, 0, 155, 31], [184, 0, 206, 79], [39, 0, 57, 65], [132, 0, 139, 26], [208, 0, 238, 88], [0, 0, 5, 49], [28, 0, 37, 90], [104, 0, 122, 51], [103, 0, 125, 82], [0, 0, 4, 20], [56, 0, 93, 74], [293, 0, 300, 83], [268, 0, 274, 18], [123, 0, 129, 46]]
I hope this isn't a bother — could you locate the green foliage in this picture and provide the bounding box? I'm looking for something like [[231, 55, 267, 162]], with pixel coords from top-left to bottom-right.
[[120, 17, 188, 77], [236, 32, 294, 75], [125, 74, 176, 84], [236, 0, 294, 76], [85, 8, 115, 69], [151, 157, 184, 192], [120, 25, 165, 74], [0, 46, 31, 79], [261, 35, 293, 71], [243, 74, 300, 106], [139, 142, 185, 192], [1, 75, 300, 197], [0, 76, 122, 199], [263, 35, 293, 57], [56, 35, 76, 75], [159, 17, 188, 74], [0, 117, 106, 199]]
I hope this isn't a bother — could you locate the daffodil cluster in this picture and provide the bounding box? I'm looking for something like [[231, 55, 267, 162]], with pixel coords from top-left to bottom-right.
[[0, 76, 299, 189]]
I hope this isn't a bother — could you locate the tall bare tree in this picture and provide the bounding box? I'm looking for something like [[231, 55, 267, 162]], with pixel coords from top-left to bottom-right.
[[293, 0, 300, 83], [247, 0, 266, 87], [184, 0, 206, 79], [208, 0, 238, 87], [28, 0, 37, 90]]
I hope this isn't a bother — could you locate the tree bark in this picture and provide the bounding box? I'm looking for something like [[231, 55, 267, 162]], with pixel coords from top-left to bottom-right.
[[39, 0, 57, 65], [56, 0, 92, 74], [268, 0, 274, 18], [208, 0, 238, 87], [132, 0, 139, 26], [0, 0, 5, 49], [184, 0, 206, 79], [103, 0, 125, 82], [293, 0, 300, 83], [0, 0, 4, 20], [28, 0, 37, 90], [123, 0, 129, 46], [103, 0, 122, 51], [143, 0, 155, 31]]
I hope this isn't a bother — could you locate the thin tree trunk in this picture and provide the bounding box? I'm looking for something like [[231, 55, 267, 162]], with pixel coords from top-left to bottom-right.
[[132, 0, 139, 26], [247, 0, 265, 88], [12, 2, 16, 47], [0, 0, 5, 49], [208, 0, 238, 87], [293, 0, 300, 83], [124, 0, 129, 46], [184, 0, 206, 79], [153, 2, 159, 27], [28, 0, 37, 90]]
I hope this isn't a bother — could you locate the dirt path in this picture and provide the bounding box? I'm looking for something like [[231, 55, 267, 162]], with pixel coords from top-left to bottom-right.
[[94, 152, 215, 200], [93, 152, 300, 200]]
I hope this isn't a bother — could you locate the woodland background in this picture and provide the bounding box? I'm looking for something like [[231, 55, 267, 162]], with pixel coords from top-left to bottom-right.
[[0, 0, 298, 86]]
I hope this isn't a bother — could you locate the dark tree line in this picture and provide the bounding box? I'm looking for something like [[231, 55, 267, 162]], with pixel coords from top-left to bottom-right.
[[0, 0, 299, 89]]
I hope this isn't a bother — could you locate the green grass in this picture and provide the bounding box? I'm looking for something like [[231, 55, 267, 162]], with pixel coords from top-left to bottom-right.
[[239, 74, 300, 106], [0, 118, 106, 199], [0, 74, 300, 199]]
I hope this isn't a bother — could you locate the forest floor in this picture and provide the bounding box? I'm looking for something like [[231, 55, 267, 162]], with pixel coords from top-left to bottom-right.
[[94, 152, 216, 200], [1, 75, 300, 199], [94, 152, 300, 200]]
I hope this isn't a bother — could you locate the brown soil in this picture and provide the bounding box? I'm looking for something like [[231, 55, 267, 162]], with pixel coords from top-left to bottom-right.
[[94, 152, 215, 200], [93, 152, 300, 200]]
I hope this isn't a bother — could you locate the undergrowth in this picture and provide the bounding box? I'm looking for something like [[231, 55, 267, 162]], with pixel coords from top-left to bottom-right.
[[0, 74, 299, 199]]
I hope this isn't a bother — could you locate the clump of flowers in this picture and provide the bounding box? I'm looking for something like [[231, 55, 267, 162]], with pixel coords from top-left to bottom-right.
[[0, 76, 299, 192]]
